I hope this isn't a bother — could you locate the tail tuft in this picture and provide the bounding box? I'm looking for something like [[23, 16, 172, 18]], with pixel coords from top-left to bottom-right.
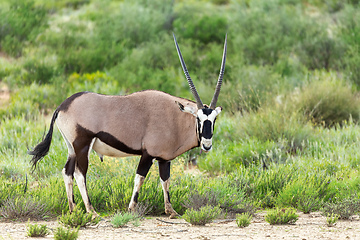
[[28, 110, 58, 171]]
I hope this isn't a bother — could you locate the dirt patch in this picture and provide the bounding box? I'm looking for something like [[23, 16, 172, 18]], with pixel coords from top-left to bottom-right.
[[1, 212, 360, 240], [0, 85, 10, 107]]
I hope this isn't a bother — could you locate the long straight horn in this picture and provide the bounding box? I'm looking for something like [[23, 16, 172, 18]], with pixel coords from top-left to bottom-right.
[[209, 34, 227, 110], [173, 33, 204, 109]]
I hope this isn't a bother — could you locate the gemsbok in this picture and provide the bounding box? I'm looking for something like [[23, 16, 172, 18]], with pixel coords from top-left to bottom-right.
[[29, 33, 227, 218]]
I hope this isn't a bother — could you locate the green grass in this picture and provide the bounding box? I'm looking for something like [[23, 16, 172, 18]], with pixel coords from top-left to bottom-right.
[[111, 212, 140, 228], [26, 222, 49, 237], [1, 0, 360, 223]]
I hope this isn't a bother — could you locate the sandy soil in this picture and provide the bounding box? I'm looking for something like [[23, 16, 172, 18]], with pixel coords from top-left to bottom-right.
[[1, 212, 360, 240]]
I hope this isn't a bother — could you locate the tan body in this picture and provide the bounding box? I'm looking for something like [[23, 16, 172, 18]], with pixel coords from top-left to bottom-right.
[[57, 90, 199, 161]]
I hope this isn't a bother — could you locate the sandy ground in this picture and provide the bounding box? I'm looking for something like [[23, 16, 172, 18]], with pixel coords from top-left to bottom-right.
[[1, 212, 360, 240]]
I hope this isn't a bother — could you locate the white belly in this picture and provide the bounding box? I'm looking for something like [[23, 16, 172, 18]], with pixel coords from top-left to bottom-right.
[[92, 138, 136, 158]]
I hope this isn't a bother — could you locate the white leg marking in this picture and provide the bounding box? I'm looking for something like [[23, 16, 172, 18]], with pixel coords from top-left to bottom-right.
[[129, 174, 145, 211], [62, 168, 75, 211], [74, 167, 96, 215], [88, 138, 96, 159], [161, 178, 178, 218]]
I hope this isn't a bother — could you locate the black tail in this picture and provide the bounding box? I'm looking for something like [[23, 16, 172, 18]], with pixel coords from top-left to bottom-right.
[[28, 110, 59, 171]]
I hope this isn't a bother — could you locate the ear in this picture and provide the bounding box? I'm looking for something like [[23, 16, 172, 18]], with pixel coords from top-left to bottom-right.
[[215, 106, 222, 115], [176, 101, 197, 117]]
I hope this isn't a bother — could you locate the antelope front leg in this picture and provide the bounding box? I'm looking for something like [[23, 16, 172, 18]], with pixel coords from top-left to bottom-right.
[[159, 160, 179, 219], [129, 153, 153, 211]]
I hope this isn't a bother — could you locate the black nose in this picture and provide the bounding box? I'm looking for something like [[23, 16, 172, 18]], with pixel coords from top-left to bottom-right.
[[203, 145, 212, 151]]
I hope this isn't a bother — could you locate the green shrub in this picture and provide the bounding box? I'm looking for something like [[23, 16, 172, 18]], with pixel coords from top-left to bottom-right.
[[0, 0, 47, 56], [321, 196, 360, 219], [183, 205, 221, 226], [236, 212, 252, 228], [0, 195, 51, 220], [173, 2, 227, 44], [264, 208, 299, 225], [236, 105, 313, 156], [68, 71, 122, 95], [26, 222, 49, 237], [54, 226, 79, 240], [294, 71, 360, 127], [326, 213, 339, 227], [277, 179, 322, 213], [59, 206, 100, 228], [111, 212, 140, 228]]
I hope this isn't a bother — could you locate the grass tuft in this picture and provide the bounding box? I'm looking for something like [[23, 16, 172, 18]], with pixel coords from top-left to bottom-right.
[[264, 208, 299, 225], [182, 205, 221, 226], [26, 221, 49, 237], [54, 226, 79, 240], [59, 206, 100, 228], [111, 211, 140, 228], [236, 212, 252, 228]]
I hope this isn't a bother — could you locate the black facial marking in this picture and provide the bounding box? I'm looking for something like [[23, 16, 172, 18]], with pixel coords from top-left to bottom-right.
[[202, 108, 213, 116], [202, 120, 212, 139], [134, 192, 139, 203]]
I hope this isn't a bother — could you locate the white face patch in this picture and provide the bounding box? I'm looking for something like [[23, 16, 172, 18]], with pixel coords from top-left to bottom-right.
[[196, 107, 222, 152]]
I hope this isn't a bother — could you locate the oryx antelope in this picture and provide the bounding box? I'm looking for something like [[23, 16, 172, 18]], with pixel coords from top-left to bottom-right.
[[29, 34, 227, 218]]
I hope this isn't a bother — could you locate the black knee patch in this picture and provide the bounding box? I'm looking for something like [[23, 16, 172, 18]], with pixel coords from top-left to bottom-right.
[[134, 192, 139, 203], [65, 156, 76, 176], [167, 191, 171, 203]]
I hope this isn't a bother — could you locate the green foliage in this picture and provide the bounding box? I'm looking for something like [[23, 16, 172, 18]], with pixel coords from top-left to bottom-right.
[[54, 226, 79, 240], [236, 212, 252, 228], [59, 207, 100, 228], [111, 212, 140, 228], [277, 179, 323, 213], [264, 208, 299, 225], [26, 222, 49, 237], [2, 0, 360, 223], [183, 205, 221, 226], [321, 196, 360, 219], [68, 71, 122, 95], [294, 72, 360, 127], [173, 2, 227, 44], [0, 195, 51, 220], [0, 0, 47, 56], [326, 213, 339, 227]]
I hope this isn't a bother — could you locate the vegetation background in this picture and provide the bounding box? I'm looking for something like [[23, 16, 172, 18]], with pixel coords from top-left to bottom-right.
[[1, 0, 360, 219]]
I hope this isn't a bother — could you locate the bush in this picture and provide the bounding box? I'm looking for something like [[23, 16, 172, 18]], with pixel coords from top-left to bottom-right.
[[294, 71, 360, 127], [54, 226, 79, 240], [236, 105, 313, 156], [59, 206, 100, 228], [0, 195, 51, 220], [26, 222, 49, 237], [68, 71, 122, 95], [183, 205, 221, 226], [326, 213, 339, 227], [321, 196, 360, 219], [111, 212, 140, 228], [264, 208, 299, 225], [277, 179, 323, 213], [0, 0, 47, 56], [236, 212, 252, 228], [173, 2, 227, 44]]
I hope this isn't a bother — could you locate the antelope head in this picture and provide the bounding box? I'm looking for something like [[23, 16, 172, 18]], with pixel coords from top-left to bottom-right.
[[173, 33, 227, 152]]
